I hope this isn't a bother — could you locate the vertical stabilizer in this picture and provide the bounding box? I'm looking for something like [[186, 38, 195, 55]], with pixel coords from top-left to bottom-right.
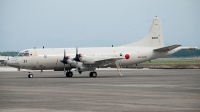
[[122, 17, 165, 48]]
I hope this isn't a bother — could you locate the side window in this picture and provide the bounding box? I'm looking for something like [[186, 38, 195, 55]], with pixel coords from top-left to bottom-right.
[[23, 50, 29, 57], [23, 53, 29, 56]]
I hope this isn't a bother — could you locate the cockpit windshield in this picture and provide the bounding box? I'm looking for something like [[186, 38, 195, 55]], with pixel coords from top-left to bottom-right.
[[17, 50, 29, 57], [17, 53, 24, 56]]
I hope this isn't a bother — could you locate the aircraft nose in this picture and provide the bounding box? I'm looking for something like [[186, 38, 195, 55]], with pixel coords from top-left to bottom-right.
[[7, 57, 19, 68]]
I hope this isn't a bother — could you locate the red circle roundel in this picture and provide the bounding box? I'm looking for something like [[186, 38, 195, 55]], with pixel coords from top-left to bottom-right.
[[125, 54, 130, 60]]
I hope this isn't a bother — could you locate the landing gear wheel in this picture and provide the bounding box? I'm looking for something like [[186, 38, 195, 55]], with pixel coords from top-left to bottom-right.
[[28, 74, 33, 78], [89, 72, 93, 77], [89, 72, 97, 78], [66, 72, 73, 77], [93, 72, 97, 78], [66, 72, 69, 77], [68, 72, 73, 77]]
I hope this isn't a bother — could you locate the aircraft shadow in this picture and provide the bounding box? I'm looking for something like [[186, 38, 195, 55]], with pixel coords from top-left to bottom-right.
[[32, 76, 122, 78]]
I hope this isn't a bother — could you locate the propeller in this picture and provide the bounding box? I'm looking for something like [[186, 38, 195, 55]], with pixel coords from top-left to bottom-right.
[[60, 49, 68, 74], [73, 47, 81, 62], [61, 47, 81, 73], [73, 47, 81, 71]]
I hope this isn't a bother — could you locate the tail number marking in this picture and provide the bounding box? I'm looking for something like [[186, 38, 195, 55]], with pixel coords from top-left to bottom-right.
[[138, 56, 147, 58], [152, 37, 158, 39]]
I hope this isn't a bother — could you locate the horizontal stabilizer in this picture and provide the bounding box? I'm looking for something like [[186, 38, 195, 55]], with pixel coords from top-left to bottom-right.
[[154, 44, 181, 52], [179, 47, 198, 50]]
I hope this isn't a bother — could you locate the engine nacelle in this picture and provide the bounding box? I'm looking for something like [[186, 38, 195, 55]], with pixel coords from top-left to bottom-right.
[[79, 56, 95, 64], [79, 67, 96, 72], [66, 59, 76, 65]]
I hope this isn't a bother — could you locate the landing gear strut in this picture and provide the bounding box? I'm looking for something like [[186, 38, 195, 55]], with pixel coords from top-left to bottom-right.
[[89, 72, 97, 78], [66, 71, 73, 77], [28, 72, 33, 78]]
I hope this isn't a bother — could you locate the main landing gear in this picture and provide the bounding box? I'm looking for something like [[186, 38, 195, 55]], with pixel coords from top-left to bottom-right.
[[89, 72, 97, 78], [66, 71, 97, 78], [66, 71, 73, 77], [28, 72, 33, 78]]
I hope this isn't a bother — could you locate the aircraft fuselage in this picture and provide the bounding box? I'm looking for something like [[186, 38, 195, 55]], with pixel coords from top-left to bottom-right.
[[9, 47, 177, 71]]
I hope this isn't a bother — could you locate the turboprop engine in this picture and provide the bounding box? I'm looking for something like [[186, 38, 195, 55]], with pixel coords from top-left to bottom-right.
[[66, 59, 76, 64], [61, 47, 97, 74]]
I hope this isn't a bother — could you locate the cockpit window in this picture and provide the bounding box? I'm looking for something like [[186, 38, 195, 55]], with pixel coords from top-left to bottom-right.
[[17, 50, 29, 57], [17, 53, 24, 57], [24, 53, 29, 56]]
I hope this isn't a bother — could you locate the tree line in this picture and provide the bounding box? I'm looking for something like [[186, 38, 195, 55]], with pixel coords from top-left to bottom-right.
[[0, 49, 200, 57], [165, 49, 200, 58], [0, 52, 18, 57]]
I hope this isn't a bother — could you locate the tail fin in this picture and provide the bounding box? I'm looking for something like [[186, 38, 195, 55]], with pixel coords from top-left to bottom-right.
[[122, 17, 165, 48]]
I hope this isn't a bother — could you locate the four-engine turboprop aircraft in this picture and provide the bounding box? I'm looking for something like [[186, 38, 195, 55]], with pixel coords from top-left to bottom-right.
[[7, 17, 198, 78]]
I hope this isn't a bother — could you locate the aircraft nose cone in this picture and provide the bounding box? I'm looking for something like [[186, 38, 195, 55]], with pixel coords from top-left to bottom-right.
[[7, 58, 19, 68]]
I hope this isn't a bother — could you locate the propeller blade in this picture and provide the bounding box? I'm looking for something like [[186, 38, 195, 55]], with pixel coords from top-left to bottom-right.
[[63, 49, 66, 60], [76, 46, 78, 55], [73, 46, 81, 62], [61, 49, 67, 74], [76, 61, 78, 71], [61, 49, 69, 64], [64, 64, 66, 74]]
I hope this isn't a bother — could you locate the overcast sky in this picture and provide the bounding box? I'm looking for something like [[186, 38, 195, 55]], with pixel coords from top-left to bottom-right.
[[0, 0, 199, 52]]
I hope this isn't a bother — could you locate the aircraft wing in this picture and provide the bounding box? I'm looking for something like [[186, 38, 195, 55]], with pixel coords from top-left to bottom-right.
[[80, 56, 124, 66], [153, 44, 181, 52], [0, 56, 9, 62], [0, 56, 12, 64], [93, 56, 124, 67], [94, 57, 123, 62]]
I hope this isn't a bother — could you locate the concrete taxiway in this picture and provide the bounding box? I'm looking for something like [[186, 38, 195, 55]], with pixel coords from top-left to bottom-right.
[[0, 69, 200, 112]]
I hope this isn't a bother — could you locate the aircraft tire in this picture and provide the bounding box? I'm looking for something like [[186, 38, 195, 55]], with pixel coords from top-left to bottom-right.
[[68, 72, 73, 77], [28, 74, 33, 78], [89, 72, 97, 78], [66, 72, 69, 77], [93, 72, 97, 78], [66, 72, 73, 77], [89, 72, 93, 77]]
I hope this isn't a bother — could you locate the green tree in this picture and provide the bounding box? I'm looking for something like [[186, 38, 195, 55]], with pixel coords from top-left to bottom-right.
[[0, 52, 19, 56]]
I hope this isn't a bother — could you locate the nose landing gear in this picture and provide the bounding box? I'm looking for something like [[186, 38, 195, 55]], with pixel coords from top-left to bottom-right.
[[28, 72, 33, 78]]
